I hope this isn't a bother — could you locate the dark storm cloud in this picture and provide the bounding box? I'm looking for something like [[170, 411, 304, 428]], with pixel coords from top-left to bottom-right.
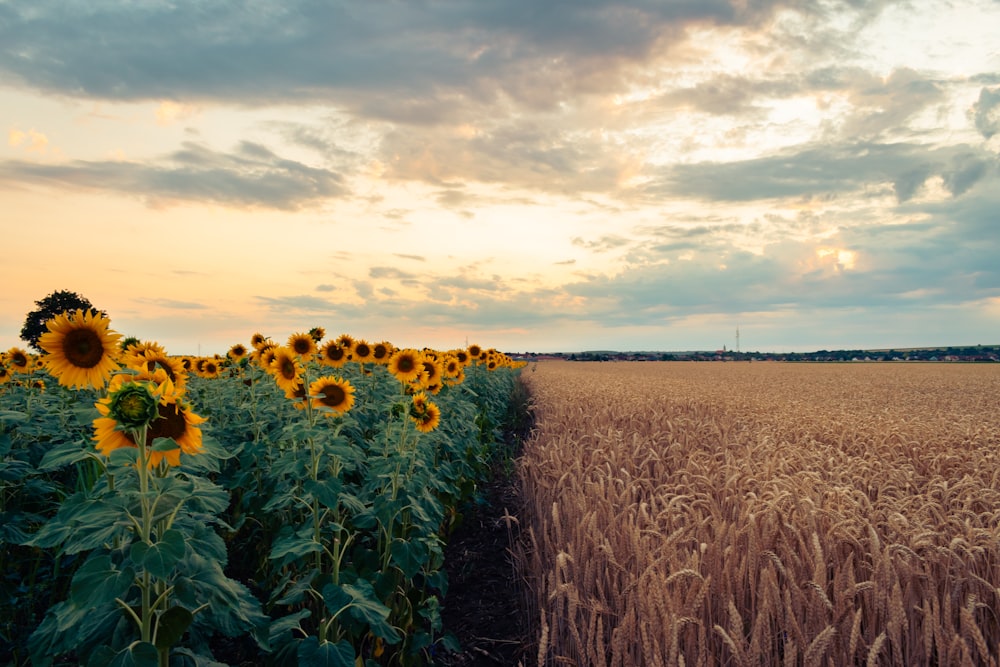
[[0, 141, 347, 209]]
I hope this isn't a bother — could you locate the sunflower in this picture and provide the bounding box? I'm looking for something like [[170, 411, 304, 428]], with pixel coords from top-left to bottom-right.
[[410, 391, 430, 416], [352, 339, 374, 364], [228, 344, 248, 362], [467, 344, 482, 361], [252, 343, 278, 369], [454, 349, 470, 365], [308, 326, 326, 343], [94, 393, 205, 468], [283, 382, 309, 410], [309, 376, 355, 415], [198, 358, 222, 379], [388, 349, 425, 384], [336, 333, 355, 350], [123, 349, 188, 394], [124, 340, 165, 358], [371, 341, 393, 364], [250, 332, 270, 350], [419, 358, 443, 389], [319, 341, 348, 368], [412, 401, 441, 433], [6, 347, 31, 374], [442, 355, 461, 379], [269, 347, 303, 392], [287, 332, 317, 360], [39, 309, 122, 390], [0, 365, 11, 385]]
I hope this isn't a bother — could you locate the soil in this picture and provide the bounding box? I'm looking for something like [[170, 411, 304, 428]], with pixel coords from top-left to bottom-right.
[[435, 465, 533, 666]]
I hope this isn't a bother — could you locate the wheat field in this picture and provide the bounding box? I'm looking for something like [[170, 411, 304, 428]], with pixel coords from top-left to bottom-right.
[[516, 361, 1000, 667]]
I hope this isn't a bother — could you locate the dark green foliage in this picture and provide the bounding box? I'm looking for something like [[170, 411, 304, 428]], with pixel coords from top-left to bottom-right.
[[20, 289, 106, 351]]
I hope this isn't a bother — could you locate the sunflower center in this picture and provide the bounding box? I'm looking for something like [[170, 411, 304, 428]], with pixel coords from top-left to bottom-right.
[[355, 344, 371, 357], [320, 385, 346, 406], [149, 403, 186, 441], [373, 345, 388, 359], [293, 340, 311, 354], [397, 356, 415, 373], [279, 359, 297, 380], [11, 351, 28, 367], [64, 328, 104, 368]]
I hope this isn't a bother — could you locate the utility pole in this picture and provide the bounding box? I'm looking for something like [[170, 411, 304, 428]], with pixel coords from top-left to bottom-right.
[[736, 326, 740, 354]]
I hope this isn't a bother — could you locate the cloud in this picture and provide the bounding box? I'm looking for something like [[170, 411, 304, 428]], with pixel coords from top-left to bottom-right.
[[643, 142, 995, 203], [8, 127, 49, 153], [134, 297, 210, 310], [0, 141, 347, 209], [971, 86, 1000, 139], [0, 0, 883, 123]]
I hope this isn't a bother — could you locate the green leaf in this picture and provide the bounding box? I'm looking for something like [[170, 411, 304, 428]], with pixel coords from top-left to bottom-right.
[[150, 437, 180, 452], [109, 447, 138, 467], [389, 538, 427, 579], [70, 555, 136, 607], [153, 605, 193, 650], [322, 580, 401, 643], [107, 642, 159, 667], [269, 531, 322, 568], [130, 529, 186, 578], [38, 437, 92, 470], [297, 636, 355, 667], [303, 477, 342, 510]]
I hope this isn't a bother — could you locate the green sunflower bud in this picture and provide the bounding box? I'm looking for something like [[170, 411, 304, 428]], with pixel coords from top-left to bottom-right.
[[108, 381, 159, 429]]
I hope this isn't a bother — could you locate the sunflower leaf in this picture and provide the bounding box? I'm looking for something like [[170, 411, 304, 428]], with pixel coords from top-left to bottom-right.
[[153, 605, 193, 651], [70, 555, 136, 607], [130, 529, 186, 579], [297, 636, 355, 667]]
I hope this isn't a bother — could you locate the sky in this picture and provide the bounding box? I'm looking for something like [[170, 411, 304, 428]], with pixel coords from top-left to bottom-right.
[[1, 0, 999, 355]]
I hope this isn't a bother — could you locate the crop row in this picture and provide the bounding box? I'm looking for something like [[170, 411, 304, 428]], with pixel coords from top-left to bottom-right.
[[1, 311, 525, 666], [517, 361, 1000, 666]]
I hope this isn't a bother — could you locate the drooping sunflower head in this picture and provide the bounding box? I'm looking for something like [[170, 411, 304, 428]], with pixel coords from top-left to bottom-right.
[[388, 349, 425, 384], [39, 309, 122, 390], [410, 391, 429, 417], [309, 326, 326, 343], [319, 341, 348, 368], [352, 339, 373, 363], [269, 347, 303, 392], [309, 376, 355, 415], [287, 332, 317, 360]]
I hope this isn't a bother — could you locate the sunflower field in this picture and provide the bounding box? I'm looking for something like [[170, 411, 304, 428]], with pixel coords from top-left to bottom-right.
[[0, 311, 526, 667]]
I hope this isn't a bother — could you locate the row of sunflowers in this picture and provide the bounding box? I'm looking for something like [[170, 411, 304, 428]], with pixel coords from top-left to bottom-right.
[[0, 309, 526, 667]]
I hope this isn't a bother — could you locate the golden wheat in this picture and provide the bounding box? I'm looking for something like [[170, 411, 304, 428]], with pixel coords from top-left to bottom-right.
[[517, 361, 1000, 666]]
